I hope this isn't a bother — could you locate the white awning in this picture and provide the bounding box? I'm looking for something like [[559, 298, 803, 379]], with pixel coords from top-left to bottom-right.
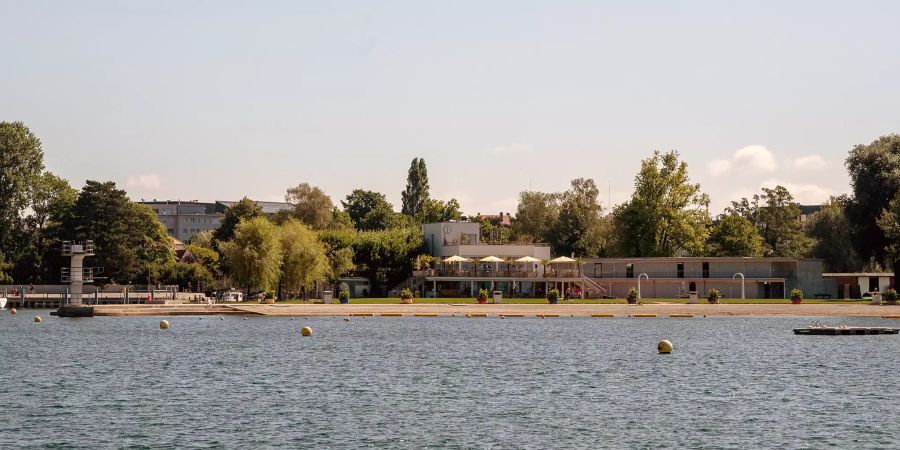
[[548, 256, 577, 264]]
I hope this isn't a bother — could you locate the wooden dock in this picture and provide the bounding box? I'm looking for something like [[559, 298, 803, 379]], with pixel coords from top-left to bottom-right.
[[793, 327, 899, 335]]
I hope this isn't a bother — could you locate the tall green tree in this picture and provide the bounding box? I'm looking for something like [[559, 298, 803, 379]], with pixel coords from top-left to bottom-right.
[[511, 191, 560, 243], [220, 216, 283, 292], [807, 196, 861, 272], [401, 157, 429, 216], [64, 181, 174, 284], [549, 178, 610, 257], [727, 186, 810, 257], [418, 198, 462, 223], [279, 219, 329, 292], [845, 134, 900, 265], [613, 150, 711, 256], [214, 197, 263, 244], [285, 182, 335, 229], [343, 190, 392, 227], [0, 122, 45, 254], [12, 173, 78, 282], [706, 214, 763, 257]]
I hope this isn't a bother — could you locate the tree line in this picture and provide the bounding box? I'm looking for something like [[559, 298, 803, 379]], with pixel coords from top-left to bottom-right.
[[3, 120, 900, 293]]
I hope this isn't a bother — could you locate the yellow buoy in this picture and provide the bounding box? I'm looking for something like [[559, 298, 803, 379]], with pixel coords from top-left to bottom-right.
[[33, 315, 42, 323], [10, 308, 17, 315], [658, 340, 673, 354], [301, 326, 313, 336], [159, 320, 169, 329]]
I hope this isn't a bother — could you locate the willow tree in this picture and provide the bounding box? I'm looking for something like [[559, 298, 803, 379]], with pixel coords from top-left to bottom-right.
[[613, 150, 710, 256], [221, 217, 283, 292], [279, 219, 329, 292]]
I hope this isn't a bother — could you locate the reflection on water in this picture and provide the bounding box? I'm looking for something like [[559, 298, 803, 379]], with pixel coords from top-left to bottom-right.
[[1, 312, 899, 448]]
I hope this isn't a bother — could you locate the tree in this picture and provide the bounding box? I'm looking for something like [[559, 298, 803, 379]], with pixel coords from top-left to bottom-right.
[[418, 198, 462, 223], [214, 197, 263, 244], [285, 182, 334, 229], [727, 186, 810, 257], [511, 191, 560, 243], [64, 181, 174, 284], [342, 189, 393, 228], [185, 244, 221, 275], [220, 216, 283, 292], [0, 122, 45, 253], [846, 134, 900, 265], [279, 219, 329, 292], [807, 196, 861, 272], [549, 178, 609, 257], [152, 261, 214, 293], [401, 157, 429, 216], [707, 214, 763, 257], [614, 151, 711, 256], [12, 173, 78, 282], [191, 230, 215, 249]]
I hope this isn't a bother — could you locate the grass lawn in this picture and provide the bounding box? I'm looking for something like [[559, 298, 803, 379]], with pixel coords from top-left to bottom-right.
[[270, 297, 870, 305]]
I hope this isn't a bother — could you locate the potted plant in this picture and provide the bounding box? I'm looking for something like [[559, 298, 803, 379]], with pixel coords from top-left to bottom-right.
[[707, 289, 720, 304], [476, 289, 489, 304], [547, 288, 560, 304], [626, 287, 638, 305], [338, 289, 350, 304], [264, 291, 276, 304], [790, 288, 803, 304], [400, 288, 415, 304], [884, 289, 898, 305]]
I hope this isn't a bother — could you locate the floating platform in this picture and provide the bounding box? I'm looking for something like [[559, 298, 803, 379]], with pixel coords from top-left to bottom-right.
[[793, 326, 899, 335]]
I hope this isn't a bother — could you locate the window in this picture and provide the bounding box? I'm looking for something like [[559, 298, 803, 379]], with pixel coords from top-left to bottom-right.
[[702, 262, 710, 279], [626, 263, 634, 278], [677, 263, 684, 278]]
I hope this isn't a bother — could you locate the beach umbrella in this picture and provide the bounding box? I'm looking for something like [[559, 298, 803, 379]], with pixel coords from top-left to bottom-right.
[[443, 255, 471, 272], [516, 256, 540, 275], [479, 256, 504, 274], [548, 256, 577, 264]]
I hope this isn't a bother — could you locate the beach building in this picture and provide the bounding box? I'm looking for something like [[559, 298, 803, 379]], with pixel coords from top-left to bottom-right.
[[416, 222, 834, 299], [822, 272, 895, 299], [580, 257, 835, 299]]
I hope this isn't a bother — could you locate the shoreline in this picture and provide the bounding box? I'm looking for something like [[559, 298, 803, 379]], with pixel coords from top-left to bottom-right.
[[83, 303, 900, 318]]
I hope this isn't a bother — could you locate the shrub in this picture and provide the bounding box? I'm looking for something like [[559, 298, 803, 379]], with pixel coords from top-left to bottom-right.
[[790, 288, 803, 300], [400, 288, 414, 300], [264, 291, 275, 300], [547, 288, 560, 302], [477, 288, 489, 300], [707, 289, 721, 301], [627, 287, 638, 301], [884, 289, 898, 301], [339, 289, 350, 301]]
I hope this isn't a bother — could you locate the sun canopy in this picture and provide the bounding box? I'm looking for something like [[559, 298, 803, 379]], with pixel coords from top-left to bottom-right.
[[549, 256, 577, 264], [479, 256, 506, 263], [443, 255, 472, 263], [515, 256, 541, 263]]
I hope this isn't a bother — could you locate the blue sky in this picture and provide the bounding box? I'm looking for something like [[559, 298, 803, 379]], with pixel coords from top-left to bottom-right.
[[3, 0, 899, 214]]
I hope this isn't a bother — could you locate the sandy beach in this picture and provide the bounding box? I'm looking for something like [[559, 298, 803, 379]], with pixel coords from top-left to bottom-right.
[[205, 302, 900, 318]]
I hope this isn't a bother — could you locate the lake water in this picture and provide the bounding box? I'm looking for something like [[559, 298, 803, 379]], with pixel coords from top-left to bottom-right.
[[2, 311, 899, 449]]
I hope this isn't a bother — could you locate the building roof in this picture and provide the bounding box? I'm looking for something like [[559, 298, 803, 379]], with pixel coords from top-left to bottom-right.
[[216, 200, 294, 215], [799, 204, 823, 216], [823, 273, 894, 277]]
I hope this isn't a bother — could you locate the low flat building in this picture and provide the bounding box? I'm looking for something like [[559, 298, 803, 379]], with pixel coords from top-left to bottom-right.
[[822, 272, 894, 299]]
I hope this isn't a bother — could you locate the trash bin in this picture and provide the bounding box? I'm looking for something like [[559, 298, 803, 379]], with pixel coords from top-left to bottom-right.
[[323, 290, 333, 304], [493, 291, 503, 304], [872, 292, 882, 305], [688, 291, 698, 304]]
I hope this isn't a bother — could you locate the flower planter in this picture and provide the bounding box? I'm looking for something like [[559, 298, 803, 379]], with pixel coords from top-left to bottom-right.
[[339, 298, 349, 304], [707, 298, 719, 304], [401, 297, 414, 304], [626, 298, 637, 305], [264, 298, 275, 304], [548, 298, 558, 304], [791, 297, 802, 304], [477, 298, 487, 304]]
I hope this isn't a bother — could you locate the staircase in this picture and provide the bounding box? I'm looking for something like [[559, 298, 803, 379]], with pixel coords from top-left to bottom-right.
[[388, 274, 427, 297], [580, 276, 609, 299]]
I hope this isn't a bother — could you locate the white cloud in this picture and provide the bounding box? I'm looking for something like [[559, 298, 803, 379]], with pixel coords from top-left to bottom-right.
[[708, 145, 778, 176], [791, 154, 830, 171], [126, 174, 161, 190], [760, 179, 832, 204], [491, 143, 532, 154]]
